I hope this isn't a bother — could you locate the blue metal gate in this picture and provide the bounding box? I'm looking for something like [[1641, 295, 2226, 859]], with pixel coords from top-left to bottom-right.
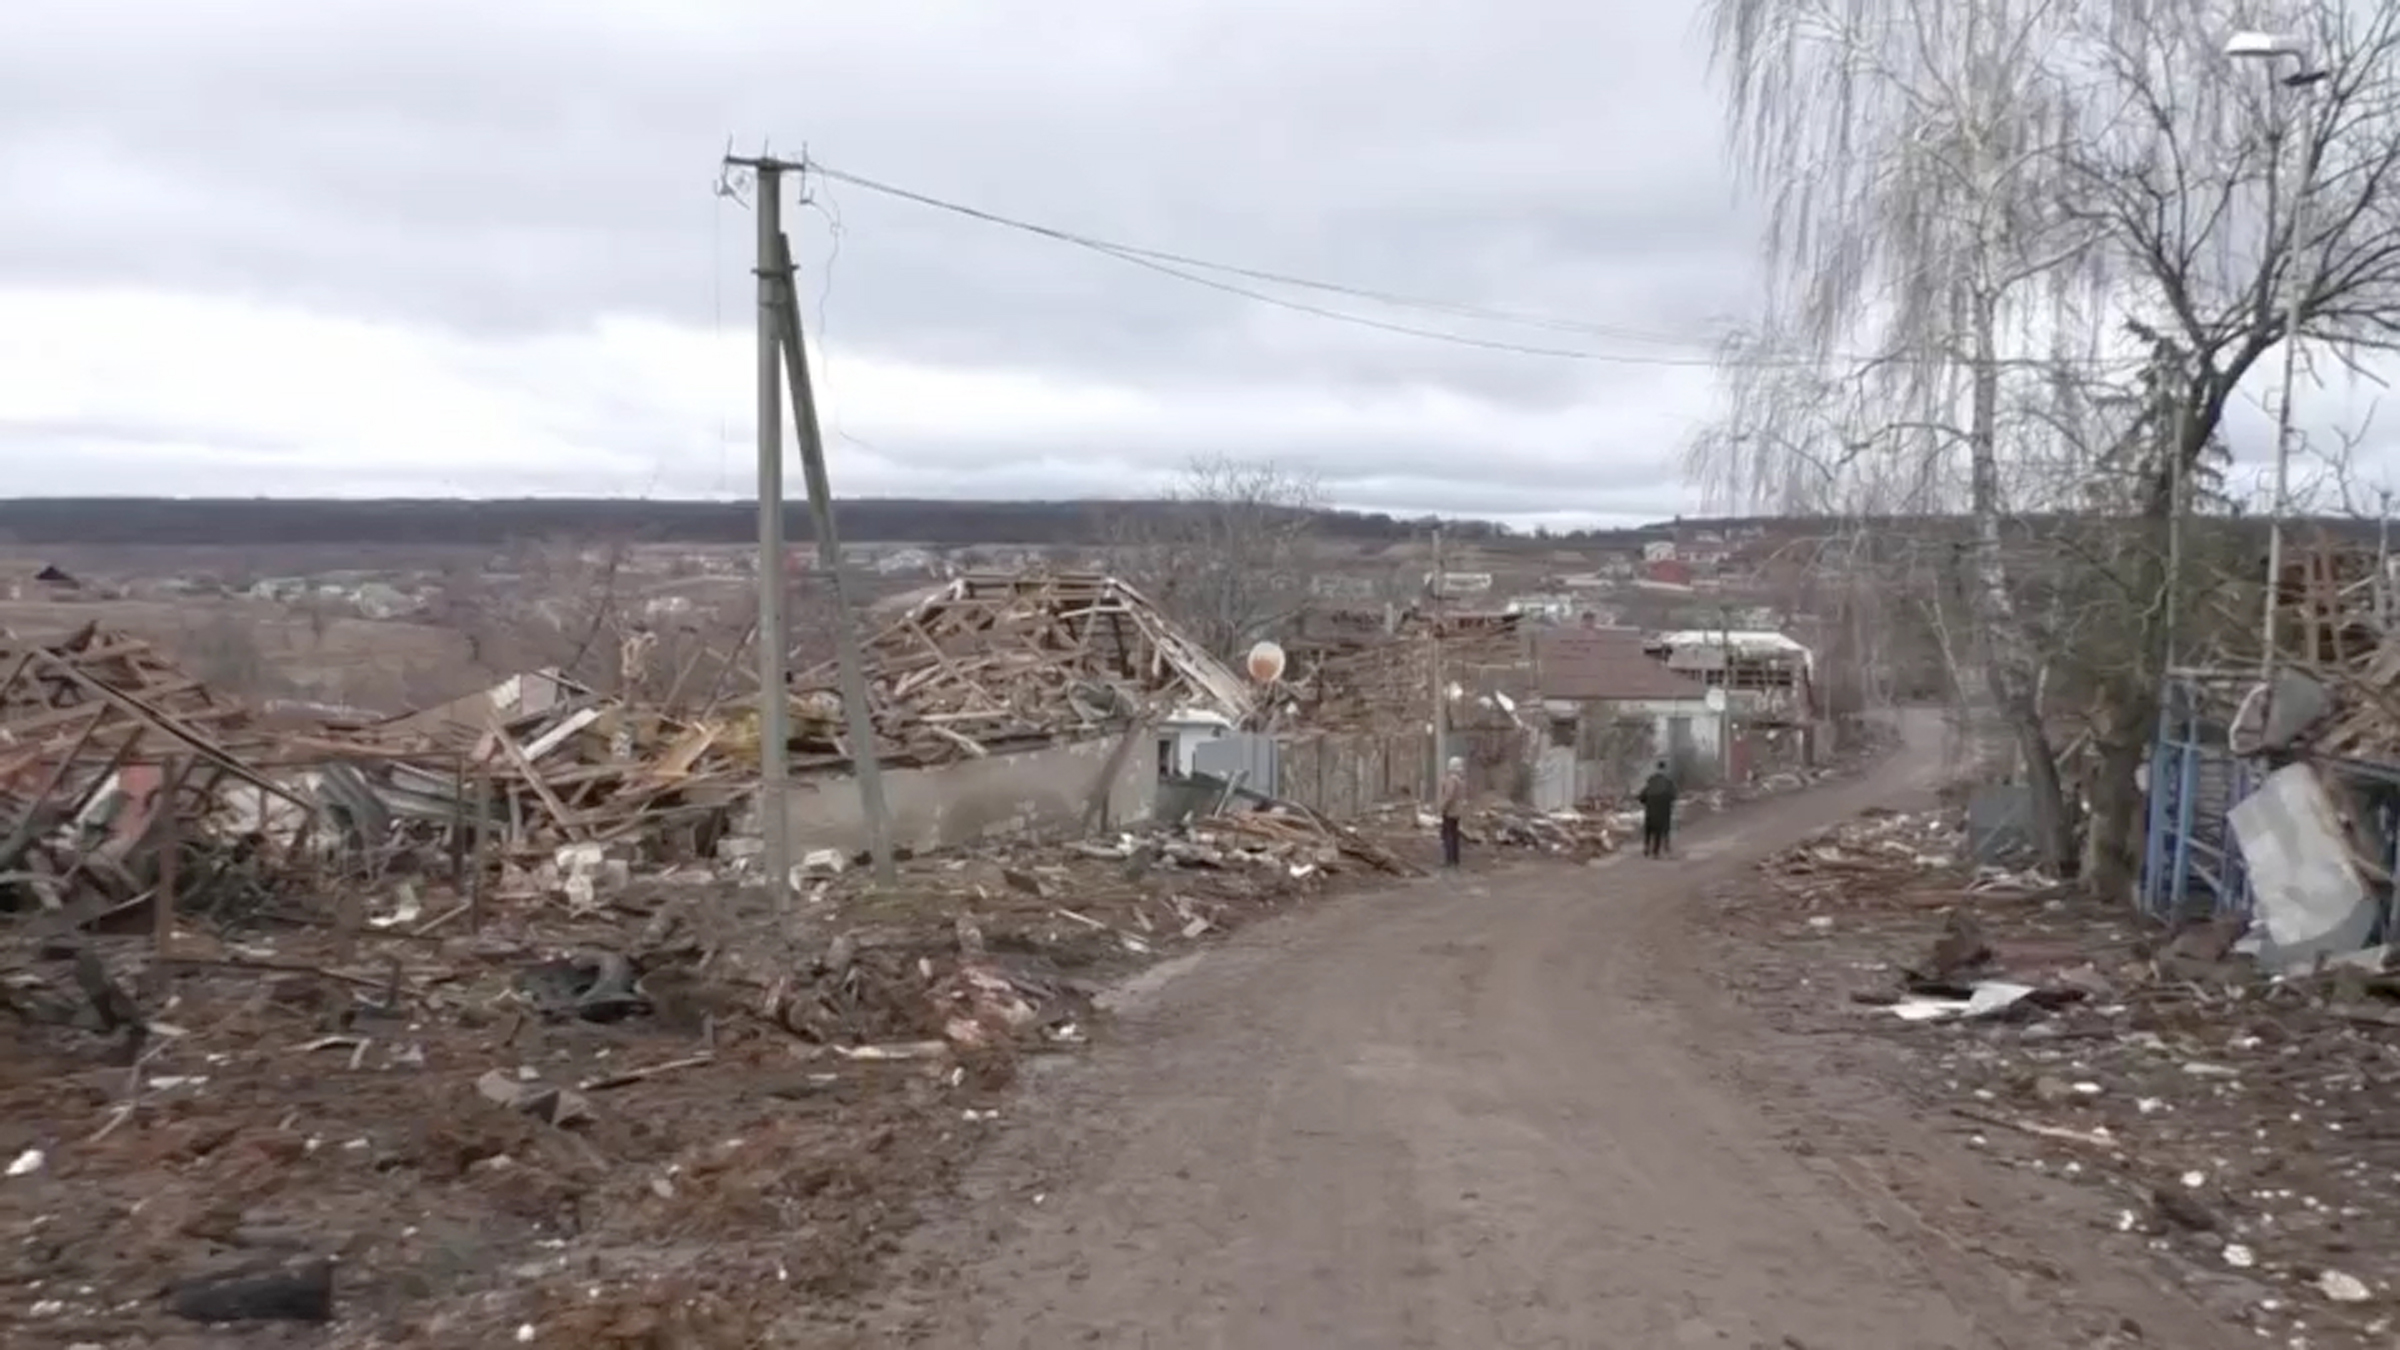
[[2142, 676, 2400, 928], [2140, 680, 2255, 922]]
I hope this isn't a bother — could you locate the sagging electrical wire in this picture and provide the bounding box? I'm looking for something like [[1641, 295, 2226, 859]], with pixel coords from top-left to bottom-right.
[[792, 155, 2151, 375]]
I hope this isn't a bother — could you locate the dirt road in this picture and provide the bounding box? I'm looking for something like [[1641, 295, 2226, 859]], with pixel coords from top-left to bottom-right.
[[874, 723, 2245, 1349]]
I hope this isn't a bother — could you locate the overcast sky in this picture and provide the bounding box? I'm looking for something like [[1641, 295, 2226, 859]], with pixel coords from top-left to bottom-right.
[[0, 0, 2380, 527]]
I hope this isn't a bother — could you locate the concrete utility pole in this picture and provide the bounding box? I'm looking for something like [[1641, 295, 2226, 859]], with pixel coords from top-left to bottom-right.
[[766, 224, 896, 886], [725, 151, 898, 898], [1717, 604, 1736, 784], [2160, 347, 2191, 681], [1429, 523, 1448, 785], [2226, 31, 2329, 734], [744, 156, 794, 910], [2379, 487, 2395, 629]]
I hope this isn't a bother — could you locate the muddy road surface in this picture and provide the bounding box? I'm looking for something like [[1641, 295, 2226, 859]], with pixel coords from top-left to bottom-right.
[[873, 721, 2242, 1349]]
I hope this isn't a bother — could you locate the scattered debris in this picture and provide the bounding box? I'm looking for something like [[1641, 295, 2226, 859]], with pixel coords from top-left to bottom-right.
[[314, 666, 745, 868], [475, 1067, 594, 1127], [1354, 800, 1628, 861], [1723, 802, 2400, 1347], [1883, 980, 2038, 1022], [0, 582, 1876, 1344]]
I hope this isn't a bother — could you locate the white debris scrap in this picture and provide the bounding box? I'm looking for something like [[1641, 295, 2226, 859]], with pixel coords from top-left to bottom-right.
[[1886, 980, 2038, 1022], [2319, 1270, 2372, 1303]]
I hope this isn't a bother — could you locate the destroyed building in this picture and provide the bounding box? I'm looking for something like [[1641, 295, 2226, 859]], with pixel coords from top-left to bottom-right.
[[1645, 630, 1817, 717], [1532, 626, 1717, 795], [775, 571, 1256, 856], [2146, 537, 2400, 971], [1257, 608, 1543, 813], [0, 623, 309, 922], [1645, 629, 1822, 771]]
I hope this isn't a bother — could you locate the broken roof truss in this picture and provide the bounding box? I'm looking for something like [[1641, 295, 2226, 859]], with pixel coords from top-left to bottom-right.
[[787, 570, 1254, 767], [0, 623, 304, 920]]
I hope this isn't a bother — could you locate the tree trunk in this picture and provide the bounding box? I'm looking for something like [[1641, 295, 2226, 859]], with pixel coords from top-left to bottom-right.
[[2083, 700, 2153, 904], [2083, 379, 2191, 904], [1966, 290, 2077, 873]]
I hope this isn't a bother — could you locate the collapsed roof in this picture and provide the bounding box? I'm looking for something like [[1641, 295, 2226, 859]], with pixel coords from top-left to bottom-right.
[[787, 570, 1254, 768], [1268, 611, 1532, 732], [0, 623, 303, 917]]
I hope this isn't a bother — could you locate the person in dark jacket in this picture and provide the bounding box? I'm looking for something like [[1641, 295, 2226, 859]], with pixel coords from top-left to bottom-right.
[[1637, 761, 1679, 858]]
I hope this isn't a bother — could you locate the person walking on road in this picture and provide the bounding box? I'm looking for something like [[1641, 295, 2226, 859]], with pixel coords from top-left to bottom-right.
[[1437, 756, 1466, 869], [1637, 760, 1679, 859]]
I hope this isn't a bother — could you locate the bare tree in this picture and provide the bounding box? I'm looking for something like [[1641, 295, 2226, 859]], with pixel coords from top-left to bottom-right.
[[2015, 0, 2400, 896], [177, 612, 277, 699], [1699, 0, 2118, 869], [1110, 455, 1325, 661], [2056, 0, 2400, 547], [1696, 0, 2400, 881], [409, 537, 644, 703]]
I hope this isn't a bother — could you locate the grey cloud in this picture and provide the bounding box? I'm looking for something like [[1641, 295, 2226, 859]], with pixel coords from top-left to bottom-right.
[[0, 0, 1753, 512]]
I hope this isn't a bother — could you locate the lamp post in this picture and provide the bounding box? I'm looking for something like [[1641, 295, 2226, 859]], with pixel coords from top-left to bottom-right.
[[2226, 29, 2328, 736]]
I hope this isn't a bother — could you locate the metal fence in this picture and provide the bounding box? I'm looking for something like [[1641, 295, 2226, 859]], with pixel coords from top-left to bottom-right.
[[2140, 680, 2256, 923]]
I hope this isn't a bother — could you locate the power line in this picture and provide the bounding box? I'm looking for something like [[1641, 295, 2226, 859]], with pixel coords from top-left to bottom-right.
[[1074, 242, 1696, 363], [794, 155, 2153, 374], [804, 160, 1729, 349], [799, 158, 1747, 365]]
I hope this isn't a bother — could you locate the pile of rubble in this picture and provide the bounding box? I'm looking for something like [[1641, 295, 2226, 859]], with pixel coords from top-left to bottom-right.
[[782, 571, 1255, 767], [0, 627, 768, 940], [1763, 806, 2056, 900], [1724, 808, 2400, 1346], [312, 667, 745, 867], [2259, 541, 2400, 762], [0, 623, 309, 924], [1267, 610, 1532, 734], [1766, 809, 1958, 883], [0, 781, 1446, 1343]]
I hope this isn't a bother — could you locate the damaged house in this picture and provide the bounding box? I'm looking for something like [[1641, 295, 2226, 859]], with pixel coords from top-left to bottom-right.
[[2148, 540, 2400, 969], [1533, 626, 1717, 797], [777, 570, 1255, 856], [0, 623, 312, 922], [1260, 609, 1542, 814], [1646, 629, 1822, 772]]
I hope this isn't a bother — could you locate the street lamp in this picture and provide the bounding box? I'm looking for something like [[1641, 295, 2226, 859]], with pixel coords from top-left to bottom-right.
[[2224, 30, 2305, 61], [2226, 29, 2328, 743]]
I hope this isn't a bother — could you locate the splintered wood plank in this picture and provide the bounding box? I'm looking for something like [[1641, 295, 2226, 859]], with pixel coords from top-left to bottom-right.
[[486, 721, 588, 842]]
